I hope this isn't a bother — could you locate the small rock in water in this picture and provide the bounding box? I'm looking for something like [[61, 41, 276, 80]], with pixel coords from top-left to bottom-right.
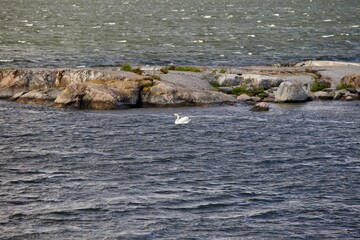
[[250, 102, 269, 111]]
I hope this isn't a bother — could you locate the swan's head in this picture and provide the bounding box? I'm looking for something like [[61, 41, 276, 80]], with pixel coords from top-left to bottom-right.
[[174, 113, 179, 116]]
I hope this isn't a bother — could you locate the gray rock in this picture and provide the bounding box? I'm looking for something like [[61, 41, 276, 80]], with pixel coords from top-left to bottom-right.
[[242, 74, 284, 89], [313, 91, 335, 100], [345, 96, 353, 101], [237, 94, 252, 101], [334, 90, 345, 100], [250, 102, 270, 111], [215, 74, 243, 86], [275, 81, 311, 102], [218, 87, 233, 94]]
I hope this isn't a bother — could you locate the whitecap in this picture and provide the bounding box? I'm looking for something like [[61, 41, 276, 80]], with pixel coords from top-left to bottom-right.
[[323, 19, 332, 22], [56, 25, 64, 28], [18, 40, 26, 43], [192, 40, 203, 43], [247, 35, 256, 38], [163, 43, 175, 48], [118, 40, 127, 43], [91, 26, 101, 29], [351, 25, 359, 28], [322, 35, 334, 38], [25, 23, 33, 27], [273, 14, 280, 17], [269, 24, 276, 28], [0, 59, 14, 63], [105, 22, 116, 25], [248, 52, 253, 55], [181, 17, 191, 20], [76, 65, 85, 68], [203, 15, 212, 19]]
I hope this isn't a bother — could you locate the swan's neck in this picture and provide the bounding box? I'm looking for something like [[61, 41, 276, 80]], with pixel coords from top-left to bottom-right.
[[175, 114, 180, 120]]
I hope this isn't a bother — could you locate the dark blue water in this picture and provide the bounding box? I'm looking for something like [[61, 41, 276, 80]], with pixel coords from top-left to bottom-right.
[[0, 100, 359, 239], [0, 0, 359, 68]]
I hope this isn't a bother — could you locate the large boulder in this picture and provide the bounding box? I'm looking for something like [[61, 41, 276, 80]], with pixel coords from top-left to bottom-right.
[[54, 80, 141, 110], [142, 81, 235, 106], [340, 73, 360, 88], [241, 74, 284, 89], [275, 81, 311, 102]]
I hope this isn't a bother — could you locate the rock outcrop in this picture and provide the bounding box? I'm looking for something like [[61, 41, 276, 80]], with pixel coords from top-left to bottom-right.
[[0, 68, 237, 109], [0, 61, 359, 110], [142, 71, 236, 106]]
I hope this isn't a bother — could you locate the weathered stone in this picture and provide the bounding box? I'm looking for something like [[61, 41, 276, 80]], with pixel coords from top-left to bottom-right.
[[17, 89, 61, 104], [250, 102, 269, 111], [345, 96, 353, 101], [313, 91, 335, 100], [54, 80, 141, 110], [275, 81, 311, 102], [215, 74, 243, 86], [242, 74, 284, 89], [218, 87, 233, 94], [346, 88, 357, 94], [237, 94, 252, 101], [333, 90, 346, 100], [344, 93, 359, 100], [142, 72, 237, 106]]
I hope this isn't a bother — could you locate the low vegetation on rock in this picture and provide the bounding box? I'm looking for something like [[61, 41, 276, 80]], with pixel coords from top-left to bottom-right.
[[160, 65, 202, 73]]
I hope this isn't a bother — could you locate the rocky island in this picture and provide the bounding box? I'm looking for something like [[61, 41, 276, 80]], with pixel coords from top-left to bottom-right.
[[0, 61, 359, 110]]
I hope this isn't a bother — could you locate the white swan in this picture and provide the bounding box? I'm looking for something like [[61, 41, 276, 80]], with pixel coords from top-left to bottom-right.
[[174, 113, 191, 125]]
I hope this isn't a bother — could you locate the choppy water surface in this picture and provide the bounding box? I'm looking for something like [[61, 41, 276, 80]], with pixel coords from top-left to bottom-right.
[[0, 100, 359, 239], [0, 0, 359, 67]]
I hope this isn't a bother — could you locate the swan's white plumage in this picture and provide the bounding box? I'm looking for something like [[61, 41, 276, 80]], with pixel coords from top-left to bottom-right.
[[174, 113, 191, 125]]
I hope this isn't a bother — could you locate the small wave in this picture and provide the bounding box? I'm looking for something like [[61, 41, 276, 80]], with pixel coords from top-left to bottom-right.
[[322, 35, 334, 38], [0, 59, 14, 63]]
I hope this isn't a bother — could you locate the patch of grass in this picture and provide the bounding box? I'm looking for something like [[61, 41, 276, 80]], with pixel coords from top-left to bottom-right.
[[120, 63, 146, 75], [161, 65, 202, 73], [336, 82, 355, 90], [231, 87, 265, 96], [231, 86, 249, 96], [120, 63, 133, 72], [210, 82, 230, 88], [311, 79, 329, 92], [257, 92, 268, 99]]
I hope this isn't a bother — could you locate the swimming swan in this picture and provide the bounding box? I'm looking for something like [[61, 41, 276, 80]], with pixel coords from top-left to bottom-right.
[[174, 113, 191, 125]]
